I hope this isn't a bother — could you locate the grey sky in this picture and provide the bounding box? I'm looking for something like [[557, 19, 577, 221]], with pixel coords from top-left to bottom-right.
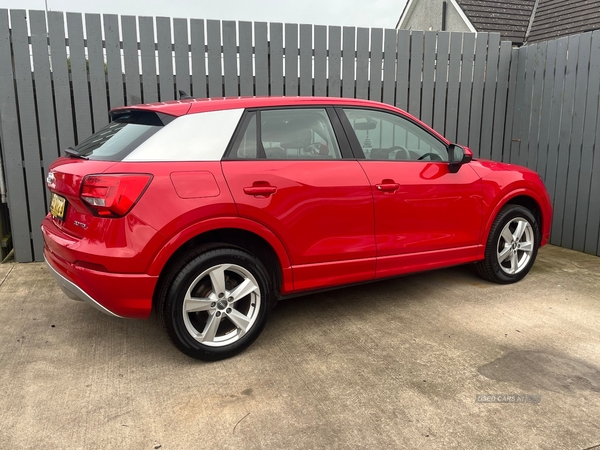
[[1, 0, 406, 29]]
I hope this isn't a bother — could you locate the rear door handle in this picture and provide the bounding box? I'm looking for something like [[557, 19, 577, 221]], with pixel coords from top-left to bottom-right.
[[243, 186, 277, 196], [375, 182, 400, 192]]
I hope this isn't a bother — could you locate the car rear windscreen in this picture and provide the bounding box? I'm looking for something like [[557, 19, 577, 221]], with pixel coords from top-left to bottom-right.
[[70, 111, 174, 161]]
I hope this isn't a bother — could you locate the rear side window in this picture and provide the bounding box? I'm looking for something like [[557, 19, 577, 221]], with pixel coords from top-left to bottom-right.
[[230, 108, 342, 160], [71, 111, 172, 161]]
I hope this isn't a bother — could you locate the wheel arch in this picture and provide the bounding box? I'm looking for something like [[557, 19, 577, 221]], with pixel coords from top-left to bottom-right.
[[148, 218, 293, 307], [479, 189, 546, 257]]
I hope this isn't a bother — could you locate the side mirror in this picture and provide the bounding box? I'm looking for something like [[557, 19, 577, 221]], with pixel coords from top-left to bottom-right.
[[448, 144, 473, 173]]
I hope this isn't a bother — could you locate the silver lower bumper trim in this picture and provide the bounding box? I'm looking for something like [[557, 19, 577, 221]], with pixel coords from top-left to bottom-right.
[[44, 256, 123, 318]]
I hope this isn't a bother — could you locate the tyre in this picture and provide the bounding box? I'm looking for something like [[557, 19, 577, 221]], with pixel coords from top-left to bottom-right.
[[159, 247, 272, 361], [476, 204, 541, 284]]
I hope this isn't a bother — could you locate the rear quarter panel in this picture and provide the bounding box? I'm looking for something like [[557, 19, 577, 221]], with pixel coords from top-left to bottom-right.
[[107, 161, 294, 291]]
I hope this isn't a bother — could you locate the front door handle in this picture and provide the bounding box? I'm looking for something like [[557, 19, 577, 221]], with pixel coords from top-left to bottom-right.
[[375, 180, 400, 192], [243, 185, 277, 196]]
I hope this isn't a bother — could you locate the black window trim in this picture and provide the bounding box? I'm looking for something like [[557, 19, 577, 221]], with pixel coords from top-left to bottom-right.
[[334, 106, 449, 161], [223, 109, 262, 160], [223, 105, 355, 161]]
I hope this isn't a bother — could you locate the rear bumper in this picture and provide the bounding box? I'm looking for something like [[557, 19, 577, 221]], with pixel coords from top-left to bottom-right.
[[44, 256, 123, 318], [43, 246, 157, 319]]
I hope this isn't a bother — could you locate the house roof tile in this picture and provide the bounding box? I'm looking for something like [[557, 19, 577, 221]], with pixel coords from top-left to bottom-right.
[[456, 0, 536, 44]]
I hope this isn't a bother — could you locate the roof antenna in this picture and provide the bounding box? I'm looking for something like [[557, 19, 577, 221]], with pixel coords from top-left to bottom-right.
[[178, 90, 193, 100]]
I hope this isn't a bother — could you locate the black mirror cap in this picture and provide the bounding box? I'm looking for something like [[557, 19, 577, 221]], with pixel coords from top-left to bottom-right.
[[448, 144, 473, 173]]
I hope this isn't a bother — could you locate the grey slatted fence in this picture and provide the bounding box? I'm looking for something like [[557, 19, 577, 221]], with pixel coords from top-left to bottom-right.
[[511, 31, 600, 256], [0, 9, 598, 261]]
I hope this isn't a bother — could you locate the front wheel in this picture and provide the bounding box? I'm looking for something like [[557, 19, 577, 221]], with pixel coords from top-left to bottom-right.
[[476, 204, 541, 284], [159, 247, 272, 361]]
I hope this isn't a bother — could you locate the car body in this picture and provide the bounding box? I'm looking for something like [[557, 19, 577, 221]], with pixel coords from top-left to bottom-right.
[[42, 96, 552, 360]]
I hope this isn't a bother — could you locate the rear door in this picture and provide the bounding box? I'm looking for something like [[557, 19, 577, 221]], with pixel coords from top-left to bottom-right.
[[337, 107, 482, 278], [221, 107, 376, 292]]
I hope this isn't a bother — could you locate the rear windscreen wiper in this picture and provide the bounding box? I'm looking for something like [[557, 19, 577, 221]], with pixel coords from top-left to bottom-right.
[[64, 146, 88, 159]]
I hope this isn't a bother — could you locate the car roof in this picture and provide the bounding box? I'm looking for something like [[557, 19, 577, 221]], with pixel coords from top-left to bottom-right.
[[111, 96, 402, 117], [110, 96, 450, 145]]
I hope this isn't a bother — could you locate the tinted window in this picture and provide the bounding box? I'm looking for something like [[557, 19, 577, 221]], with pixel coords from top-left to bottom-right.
[[342, 108, 448, 162], [72, 111, 170, 161], [231, 108, 342, 160], [235, 114, 258, 159]]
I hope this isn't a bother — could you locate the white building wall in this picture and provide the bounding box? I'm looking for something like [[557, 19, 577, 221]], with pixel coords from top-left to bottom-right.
[[399, 0, 471, 33]]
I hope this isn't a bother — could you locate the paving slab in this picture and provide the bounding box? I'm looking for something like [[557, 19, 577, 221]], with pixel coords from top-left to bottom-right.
[[1, 245, 599, 449]]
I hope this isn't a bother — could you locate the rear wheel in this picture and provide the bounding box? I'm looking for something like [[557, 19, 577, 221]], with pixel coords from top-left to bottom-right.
[[159, 247, 272, 361], [476, 204, 540, 284]]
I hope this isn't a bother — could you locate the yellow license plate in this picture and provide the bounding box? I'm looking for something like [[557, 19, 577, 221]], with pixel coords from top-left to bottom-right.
[[50, 193, 66, 220]]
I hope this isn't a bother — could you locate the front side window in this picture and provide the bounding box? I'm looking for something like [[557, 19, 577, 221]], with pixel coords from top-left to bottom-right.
[[342, 108, 448, 162], [231, 108, 342, 160]]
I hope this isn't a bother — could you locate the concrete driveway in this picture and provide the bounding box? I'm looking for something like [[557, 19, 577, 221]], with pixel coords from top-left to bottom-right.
[[1, 245, 599, 449]]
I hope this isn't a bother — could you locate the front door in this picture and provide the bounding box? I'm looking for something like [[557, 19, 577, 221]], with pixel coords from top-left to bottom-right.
[[337, 107, 482, 278]]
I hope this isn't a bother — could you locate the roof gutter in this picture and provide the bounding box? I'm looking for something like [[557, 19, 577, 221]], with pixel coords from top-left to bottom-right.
[[524, 0, 540, 44], [449, 0, 477, 33], [396, 0, 415, 29]]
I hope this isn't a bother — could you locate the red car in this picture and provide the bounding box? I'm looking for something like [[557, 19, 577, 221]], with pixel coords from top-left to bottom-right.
[[42, 97, 552, 360]]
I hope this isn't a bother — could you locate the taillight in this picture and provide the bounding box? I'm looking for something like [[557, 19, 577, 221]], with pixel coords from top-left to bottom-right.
[[81, 174, 152, 218]]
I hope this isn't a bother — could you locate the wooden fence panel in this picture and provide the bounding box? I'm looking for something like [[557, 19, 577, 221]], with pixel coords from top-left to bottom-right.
[[535, 39, 557, 179], [328, 26, 342, 98], [121, 16, 142, 105], [48, 11, 75, 150], [270, 23, 284, 96], [342, 27, 356, 98], [222, 20, 238, 97], [10, 10, 45, 258], [468, 32, 488, 155], [174, 18, 191, 97], [395, 30, 410, 111], [254, 22, 269, 96], [157, 17, 174, 101], [432, 31, 449, 136], [369, 28, 384, 102], [420, 31, 435, 126], [139, 16, 159, 103], [479, 32, 500, 160], [285, 23, 299, 96], [551, 35, 580, 245], [408, 30, 422, 117], [66, 12, 93, 139], [382, 29, 397, 106], [561, 33, 592, 248], [32, 10, 60, 179], [104, 14, 124, 108], [526, 42, 547, 171], [491, 41, 512, 162], [518, 44, 537, 167], [239, 22, 254, 97], [0, 9, 31, 261], [299, 24, 312, 96], [355, 28, 369, 100], [190, 19, 208, 98], [457, 33, 475, 145], [542, 37, 568, 200], [579, 31, 600, 255], [445, 32, 462, 142], [313, 25, 327, 96]]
